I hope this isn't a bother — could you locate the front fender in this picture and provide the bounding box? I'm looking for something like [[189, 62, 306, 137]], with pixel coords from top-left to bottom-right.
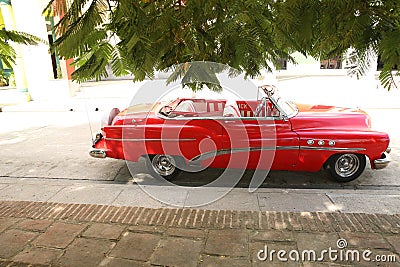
[[294, 130, 389, 171]]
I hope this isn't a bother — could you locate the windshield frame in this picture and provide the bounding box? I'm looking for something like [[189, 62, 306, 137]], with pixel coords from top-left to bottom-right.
[[258, 85, 299, 119]]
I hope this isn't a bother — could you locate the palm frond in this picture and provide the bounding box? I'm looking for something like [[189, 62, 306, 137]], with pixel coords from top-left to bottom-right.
[[0, 29, 45, 69], [110, 46, 131, 77], [379, 68, 399, 91], [71, 42, 113, 82], [0, 41, 16, 68], [378, 27, 400, 90], [0, 30, 46, 45], [345, 47, 377, 79], [53, 1, 108, 59]]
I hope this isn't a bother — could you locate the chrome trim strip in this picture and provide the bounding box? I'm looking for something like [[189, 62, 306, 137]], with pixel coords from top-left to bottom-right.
[[103, 125, 143, 128], [105, 138, 196, 142], [190, 146, 298, 162], [299, 146, 366, 151], [190, 145, 366, 162], [277, 146, 299, 150], [189, 147, 276, 162], [158, 114, 283, 121]]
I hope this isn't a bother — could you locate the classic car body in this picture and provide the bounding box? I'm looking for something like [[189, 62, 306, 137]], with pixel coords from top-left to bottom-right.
[[90, 85, 391, 182]]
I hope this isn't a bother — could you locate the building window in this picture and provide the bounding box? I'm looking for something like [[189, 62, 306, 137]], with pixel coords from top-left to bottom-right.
[[320, 57, 342, 69], [277, 58, 287, 70]]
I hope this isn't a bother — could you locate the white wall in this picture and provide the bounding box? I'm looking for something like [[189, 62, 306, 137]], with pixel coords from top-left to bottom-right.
[[11, 0, 71, 100]]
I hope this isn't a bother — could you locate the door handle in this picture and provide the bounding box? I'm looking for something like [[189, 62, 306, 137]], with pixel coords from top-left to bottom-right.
[[224, 120, 236, 124]]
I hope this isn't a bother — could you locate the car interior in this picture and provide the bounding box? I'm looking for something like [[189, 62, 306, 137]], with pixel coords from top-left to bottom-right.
[[164, 98, 280, 118]]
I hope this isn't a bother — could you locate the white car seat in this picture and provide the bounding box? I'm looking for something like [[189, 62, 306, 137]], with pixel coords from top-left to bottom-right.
[[223, 100, 240, 117]]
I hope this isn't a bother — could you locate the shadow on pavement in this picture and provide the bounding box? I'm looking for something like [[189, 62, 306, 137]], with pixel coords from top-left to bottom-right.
[[115, 157, 360, 189]]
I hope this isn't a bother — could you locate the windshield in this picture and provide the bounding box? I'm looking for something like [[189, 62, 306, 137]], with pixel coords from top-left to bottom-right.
[[276, 97, 298, 118]]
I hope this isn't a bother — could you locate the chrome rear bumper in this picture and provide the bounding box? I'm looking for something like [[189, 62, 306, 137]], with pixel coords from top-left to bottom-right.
[[374, 147, 391, 170], [89, 149, 106, 159]]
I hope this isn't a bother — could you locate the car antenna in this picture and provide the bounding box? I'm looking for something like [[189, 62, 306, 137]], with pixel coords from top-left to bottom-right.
[[85, 101, 95, 144]]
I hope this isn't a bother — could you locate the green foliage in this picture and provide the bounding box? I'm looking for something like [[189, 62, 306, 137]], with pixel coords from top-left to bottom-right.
[[166, 62, 232, 92], [378, 25, 400, 90], [0, 30, 44, 68], [346, 48, 376, 80], [46, 0, 400, 90], [0, 69, 10, 86]]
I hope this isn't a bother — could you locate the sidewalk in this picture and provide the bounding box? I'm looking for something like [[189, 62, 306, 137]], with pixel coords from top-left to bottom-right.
[[1, 176, 399, 266], [0, 80, 138, 113], [0, 200, 399, 267], [2, 176, 400, 214]]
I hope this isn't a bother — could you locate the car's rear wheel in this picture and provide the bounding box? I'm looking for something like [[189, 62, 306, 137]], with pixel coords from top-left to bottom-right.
[[145, 154, 182, 180], [327, 153, 366, 182]]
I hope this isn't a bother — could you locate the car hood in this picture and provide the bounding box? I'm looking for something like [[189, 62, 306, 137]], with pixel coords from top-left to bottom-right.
[[290, 103, 371, 131]]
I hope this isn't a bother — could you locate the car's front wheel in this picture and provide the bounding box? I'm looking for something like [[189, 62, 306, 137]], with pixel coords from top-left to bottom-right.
[[327, 153, 366, 182], [145, 154, 182, 180]]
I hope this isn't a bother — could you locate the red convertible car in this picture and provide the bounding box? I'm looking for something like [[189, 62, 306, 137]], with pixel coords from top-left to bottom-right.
[[90, 85, 390, 182]]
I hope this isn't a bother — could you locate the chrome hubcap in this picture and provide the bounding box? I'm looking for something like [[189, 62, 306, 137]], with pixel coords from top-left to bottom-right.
[[152, 155, 176, 176], [335, 154, 360, 178]]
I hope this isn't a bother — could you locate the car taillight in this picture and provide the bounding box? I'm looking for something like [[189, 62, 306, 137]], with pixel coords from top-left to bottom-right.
[[101, 108, 121, 127]]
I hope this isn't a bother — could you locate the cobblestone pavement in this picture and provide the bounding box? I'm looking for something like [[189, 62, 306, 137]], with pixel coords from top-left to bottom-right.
[[0, 201, 399, 266]]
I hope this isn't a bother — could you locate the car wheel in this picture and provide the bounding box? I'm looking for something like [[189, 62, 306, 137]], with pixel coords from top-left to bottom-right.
[[327, 153, 366, 182], [145, 154, 182, 180]]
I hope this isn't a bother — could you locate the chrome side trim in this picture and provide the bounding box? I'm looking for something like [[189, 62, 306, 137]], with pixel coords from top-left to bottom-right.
[[159, 114, 283, 121], [89, 149, 106, 159], [189, 146, 282, 162], [374, 153, 390, 169], [299, 146, 366, 151], [105, 138, 196, 142], [189, 146, 367, 162], [103, 125, 143, 128]]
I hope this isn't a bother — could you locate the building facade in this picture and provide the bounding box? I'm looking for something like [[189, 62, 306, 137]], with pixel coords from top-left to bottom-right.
[[0, 0, 78, 102]]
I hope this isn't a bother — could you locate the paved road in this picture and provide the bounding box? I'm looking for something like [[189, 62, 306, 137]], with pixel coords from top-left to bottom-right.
[[0, 111, 122, 181]]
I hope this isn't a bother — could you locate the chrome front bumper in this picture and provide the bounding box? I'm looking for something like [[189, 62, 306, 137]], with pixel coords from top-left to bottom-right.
[[374, 147, 391, 170], [89, 149, 107, 159]]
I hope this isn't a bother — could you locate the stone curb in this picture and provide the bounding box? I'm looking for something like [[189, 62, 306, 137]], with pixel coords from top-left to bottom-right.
[[1, 201, 399, 234]]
